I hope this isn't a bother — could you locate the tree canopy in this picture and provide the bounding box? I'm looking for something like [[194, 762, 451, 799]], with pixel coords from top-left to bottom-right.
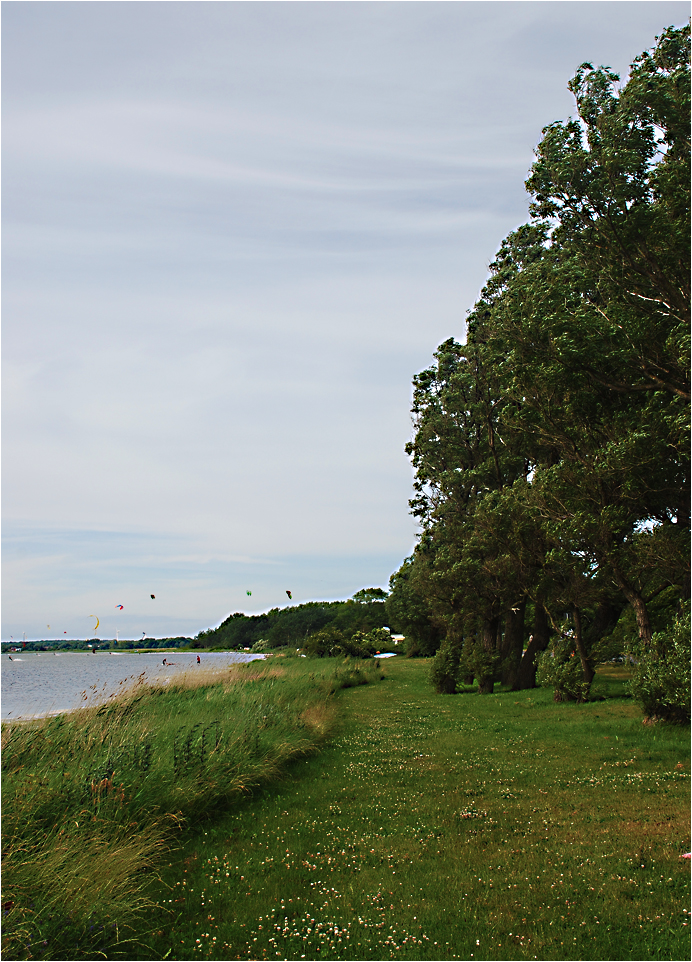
[[398, 25, 690, 699]]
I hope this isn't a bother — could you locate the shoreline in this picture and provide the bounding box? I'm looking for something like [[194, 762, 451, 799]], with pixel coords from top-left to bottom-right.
[[1, 650, 267, 723]]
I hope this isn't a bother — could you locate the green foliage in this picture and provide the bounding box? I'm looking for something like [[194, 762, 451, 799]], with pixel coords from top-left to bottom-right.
[[405, 27, 690, 703], [536, 642, 592, 703], [430, 634, 462, 693], [329, 599, 389, 636], [197, 611, 273, 650], [459, 632, 500, 689], [351, 587, 388, 603], [199, 598, 391, 652], [628, 609, 691, 723], [303, 626, 392, 659], [302, 626, 348, 658], [386, 556, 443, 656]]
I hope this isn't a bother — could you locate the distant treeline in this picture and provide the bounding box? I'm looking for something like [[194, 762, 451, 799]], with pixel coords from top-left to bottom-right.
[[196, 591, 396, 651], [1, 637, 195, 653]]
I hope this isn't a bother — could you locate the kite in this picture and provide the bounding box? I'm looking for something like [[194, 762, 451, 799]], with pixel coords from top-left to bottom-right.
[[151, 594, 155, 599], [115, 605, 124, 610], [246, 590, 252, 596], [90, 616, 100, 632], [286, 590, 292, 600]]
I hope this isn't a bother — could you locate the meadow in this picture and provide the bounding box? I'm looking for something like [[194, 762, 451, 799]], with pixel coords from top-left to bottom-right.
[[1, 656, 383, 961], [133, 659, 690, 962], [2, 657, 689, 961]]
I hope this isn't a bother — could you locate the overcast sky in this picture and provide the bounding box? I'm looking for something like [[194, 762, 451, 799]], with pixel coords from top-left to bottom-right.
[[3, 1, 688, 641]]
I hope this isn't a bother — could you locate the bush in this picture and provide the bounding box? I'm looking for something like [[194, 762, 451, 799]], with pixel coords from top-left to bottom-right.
[[458, 636, 498, 692], [628, 610, 691, 723], [303, 627, 347, 658], [536, 642, 591, 702], [303, 626, 392, 659], [430, 635, 461, 693]]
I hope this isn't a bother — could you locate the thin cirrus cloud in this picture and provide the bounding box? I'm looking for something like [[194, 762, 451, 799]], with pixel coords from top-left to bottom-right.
[[3, 1, 689, 639]]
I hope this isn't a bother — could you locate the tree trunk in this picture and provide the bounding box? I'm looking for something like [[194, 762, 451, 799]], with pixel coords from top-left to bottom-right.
[[572, 605, 594, 688], [501, 601, 526, 688], [477, 615, 499, 694], [513, 603, 550, 690], [607, 558, 653, 645], [585, 598, 623, 651]]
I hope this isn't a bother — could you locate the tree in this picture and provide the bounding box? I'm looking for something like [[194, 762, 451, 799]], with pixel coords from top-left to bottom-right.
[[407, 26, 690, 698], [352, 588, 388, 603], [477, 24, 689, 649], [386, 556, 444, 656]]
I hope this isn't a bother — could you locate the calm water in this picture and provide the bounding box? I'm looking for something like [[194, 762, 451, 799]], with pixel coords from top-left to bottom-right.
[[0, 650, 266, 720]]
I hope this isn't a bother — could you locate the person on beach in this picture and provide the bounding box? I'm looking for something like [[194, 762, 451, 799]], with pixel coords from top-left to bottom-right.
[[197, 655, 201, 664], [162, 658, 167, 665]]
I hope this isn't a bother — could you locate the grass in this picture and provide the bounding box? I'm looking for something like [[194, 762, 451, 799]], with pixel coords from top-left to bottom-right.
[[2, 657, 689, 960], [129, 659, 690, 962], [1, 655, 384, 960]]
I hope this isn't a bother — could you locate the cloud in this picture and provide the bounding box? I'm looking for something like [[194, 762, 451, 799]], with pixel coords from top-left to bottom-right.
[[3, 0, 689, 638]]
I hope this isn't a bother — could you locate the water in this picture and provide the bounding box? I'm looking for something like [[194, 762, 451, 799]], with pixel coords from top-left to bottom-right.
[[0, 650, 266, 720]]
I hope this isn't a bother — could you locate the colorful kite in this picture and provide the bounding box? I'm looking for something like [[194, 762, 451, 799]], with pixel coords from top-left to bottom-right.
[[246, 590, 252, 596], [90, 616, 100, 632], [115, 605, 124, 610], [151, 594, 155, 599], [286, 590, 292, 600]]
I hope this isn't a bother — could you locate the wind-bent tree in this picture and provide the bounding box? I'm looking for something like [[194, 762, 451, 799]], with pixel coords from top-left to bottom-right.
[[406, 26, 690, 697]]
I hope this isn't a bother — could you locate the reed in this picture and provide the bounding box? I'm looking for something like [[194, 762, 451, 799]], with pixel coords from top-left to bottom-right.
[[1, 655, 385, 960]]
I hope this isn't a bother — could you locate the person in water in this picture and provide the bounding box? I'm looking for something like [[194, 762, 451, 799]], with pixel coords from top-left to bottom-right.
[[197, 655, 201, 664]]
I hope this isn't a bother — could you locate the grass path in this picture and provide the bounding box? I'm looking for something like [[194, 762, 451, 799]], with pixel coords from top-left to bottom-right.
[[137, 659, 690, 961]]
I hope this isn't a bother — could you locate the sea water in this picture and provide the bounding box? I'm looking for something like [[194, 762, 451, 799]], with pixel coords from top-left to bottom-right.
[[0, 650, 266, 720]]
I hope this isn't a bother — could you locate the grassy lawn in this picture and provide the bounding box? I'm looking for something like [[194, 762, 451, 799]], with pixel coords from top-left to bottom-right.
[[134, 658, 690, 961]]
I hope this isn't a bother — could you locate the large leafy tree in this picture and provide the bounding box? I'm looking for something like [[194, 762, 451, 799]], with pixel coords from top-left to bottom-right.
[[491, 24, 690, 644], [407, 25, 690, 695]]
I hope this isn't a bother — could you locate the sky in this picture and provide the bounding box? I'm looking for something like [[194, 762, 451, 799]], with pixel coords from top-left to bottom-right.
[[3, 1, 688, 641]]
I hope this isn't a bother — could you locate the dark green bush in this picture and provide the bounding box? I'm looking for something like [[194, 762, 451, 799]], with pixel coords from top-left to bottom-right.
[[628, 610, 691, 723], [536, 641, 591, 702], [430, 636, 461, 693]]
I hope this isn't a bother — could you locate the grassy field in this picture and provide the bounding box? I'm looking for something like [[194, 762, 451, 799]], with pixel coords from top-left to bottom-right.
[[128, 658, 691, 962], [2, 656, 689, 961], [1, 656, 384, 961]]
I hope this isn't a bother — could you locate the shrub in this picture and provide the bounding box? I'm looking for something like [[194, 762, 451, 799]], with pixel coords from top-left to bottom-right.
[[536, 642, 591, 702], [458, 636, 498, 692], [304, 626, 392, 659], [303, 627, 347, 657], [628, 610, 691, 723], [430, 635, 461, 693]]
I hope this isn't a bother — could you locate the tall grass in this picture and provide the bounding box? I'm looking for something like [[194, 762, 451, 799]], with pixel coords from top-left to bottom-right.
[[1, 655, 385, 960]]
